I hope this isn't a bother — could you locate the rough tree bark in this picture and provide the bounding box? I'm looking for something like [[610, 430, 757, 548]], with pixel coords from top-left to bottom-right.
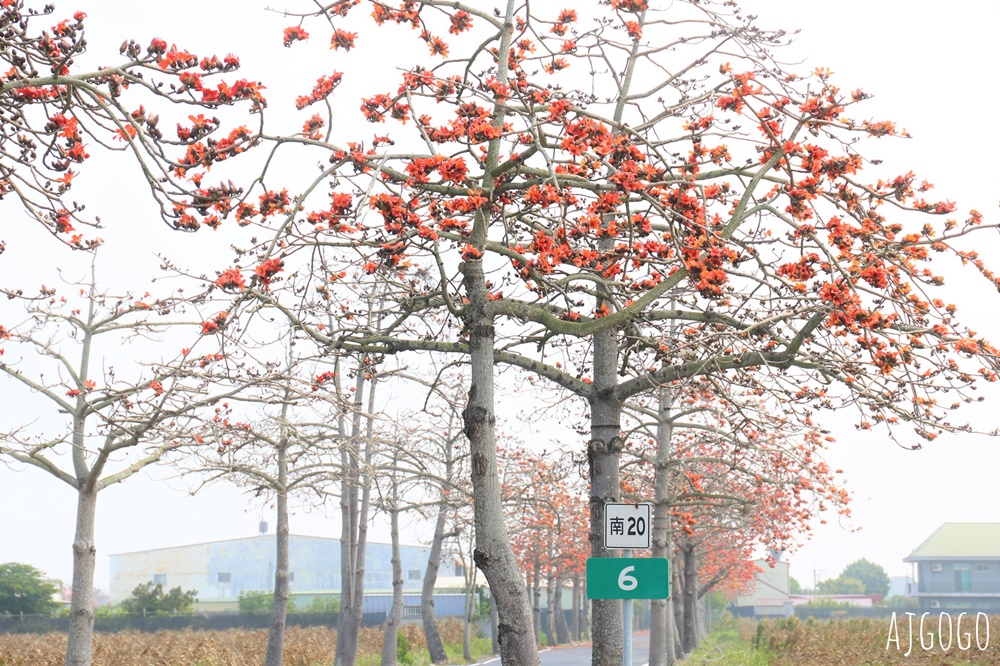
[[462, 255, 539, 664], [649, 387, 675, 666], [335, 368, 374, 666], [66, 486, 97, 666], [380, 462, 404, 666], [545, 571, 556, 646], [531, 558, 542, 645], [672, 554, 685, 656], [462, 566, 476, 662], [571, 574, 581, 642], [264, 404, 291, 666], [554, 572, 569, 645], [589, 322, 624, 666], [459, 1, 539, 663], [421, 438, 455, 664], [490, 594, 500, 655], [588, 15, 645, 664], [680, 544, 698, 655]]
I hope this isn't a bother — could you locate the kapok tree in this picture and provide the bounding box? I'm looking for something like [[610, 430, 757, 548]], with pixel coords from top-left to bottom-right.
[[216, 1, 1000, 664], [623, 381, 849, 656], [0, 267, 257, 666], [186, 361, 339, 666], [0, 0, 264, 249], [503, 447, 588, 647]]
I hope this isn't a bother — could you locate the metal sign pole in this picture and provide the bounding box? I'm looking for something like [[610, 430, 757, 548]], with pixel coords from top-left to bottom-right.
[[623, 548, 632, 666]]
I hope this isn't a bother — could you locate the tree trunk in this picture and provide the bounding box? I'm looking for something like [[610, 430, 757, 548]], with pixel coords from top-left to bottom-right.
[[681, 545, 698, 654], [421, 490, 450, 663], [335, 369, 369, 666], [545, 571, 556, 646], [463, 573, 475, 662], [589, 324, 623, 666], [460, 27, 539, 654], [490, 592, 500, 655], [265, 431, 290, 666], [459, 0, 538, 662], [580, 578, 590, 640], [571, 574, 580, 642], [649, 387, 674, 666], [672, 613, 684, 663], [335, 436, 358, 666], [531, 558, 541, 645], [381, 502, 403, 666], [554, 572, 569, 645], [672, 552, 685, 656], [65, 486, 97, 666], [462, 257, 539, 665]]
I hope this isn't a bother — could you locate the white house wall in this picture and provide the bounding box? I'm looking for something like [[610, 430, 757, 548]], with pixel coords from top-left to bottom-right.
[[110, 535, 447, 603]]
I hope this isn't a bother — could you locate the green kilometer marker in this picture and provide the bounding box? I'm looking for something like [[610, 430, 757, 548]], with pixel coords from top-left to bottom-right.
[[586, 557, 670, 599]]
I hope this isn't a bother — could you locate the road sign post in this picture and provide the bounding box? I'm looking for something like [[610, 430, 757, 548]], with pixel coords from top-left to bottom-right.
[[592, 503, 662, 666], [623, 549, 632, 666]]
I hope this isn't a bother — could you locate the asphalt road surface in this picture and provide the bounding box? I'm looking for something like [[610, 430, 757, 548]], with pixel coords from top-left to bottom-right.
[[476, 632, 651, 666]]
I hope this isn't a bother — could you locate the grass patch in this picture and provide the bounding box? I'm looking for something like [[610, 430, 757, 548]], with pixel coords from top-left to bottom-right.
[[680, 616, 774, 665]]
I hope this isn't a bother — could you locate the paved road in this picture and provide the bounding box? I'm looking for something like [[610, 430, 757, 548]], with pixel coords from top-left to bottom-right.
[[476, 632, 651, 666]]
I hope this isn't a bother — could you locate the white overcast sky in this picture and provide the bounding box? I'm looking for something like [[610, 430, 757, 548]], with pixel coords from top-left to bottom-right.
[[1, 0, 999, 594]]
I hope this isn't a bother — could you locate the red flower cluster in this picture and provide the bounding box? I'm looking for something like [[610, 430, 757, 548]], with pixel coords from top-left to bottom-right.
[[295, 72, 344, 110], [254, 258, 284, 286], [215, 268, 246, 291]]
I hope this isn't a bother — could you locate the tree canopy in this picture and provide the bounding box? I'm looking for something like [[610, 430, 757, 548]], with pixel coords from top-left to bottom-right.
[[119, 582, 197, 615], [0, 562, 59, 615], [840, 558, 890, 596]]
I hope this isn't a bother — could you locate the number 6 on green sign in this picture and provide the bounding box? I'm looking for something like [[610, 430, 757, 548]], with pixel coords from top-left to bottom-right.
[[587, 558, 670, 599], [618, 565, 637, 591]]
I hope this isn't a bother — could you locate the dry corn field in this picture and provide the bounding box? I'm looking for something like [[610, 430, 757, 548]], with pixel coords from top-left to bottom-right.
[[755, 615, 1000, 665], [0, 620, 467, 666]]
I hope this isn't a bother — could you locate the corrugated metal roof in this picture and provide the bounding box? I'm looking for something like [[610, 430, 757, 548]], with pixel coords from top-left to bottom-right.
[[904, 523, 1000, 561]]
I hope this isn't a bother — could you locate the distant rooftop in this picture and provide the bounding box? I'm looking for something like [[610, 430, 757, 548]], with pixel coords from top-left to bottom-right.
[[904, 523, 1000, 561]]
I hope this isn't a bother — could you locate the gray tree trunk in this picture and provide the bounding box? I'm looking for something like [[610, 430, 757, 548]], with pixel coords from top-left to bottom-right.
[[380, 496, 403, 666], [335, 430, 359, 666], [462, 571, 475, 661], [335, 369, 372, 666], [672, 613, 684, 663], [571, 574, 581, 641], [65, 486, 97, 666], [672, 553, 685, 655], [531, 559, 542, 645], [459, 1, 539, 655], [544, 571, 556, 646], [589, 321, 623, 666], [586, 15, 644, 664], [649, 387, 674, 666], [421, 451, 452, 664], [462, 254, 539, 665], [572, 573, 583, 641], [681, 545, 698, 654], [553, 572, 569, 645], [490, 593, 500, 655], [264, 423, 291, 666]]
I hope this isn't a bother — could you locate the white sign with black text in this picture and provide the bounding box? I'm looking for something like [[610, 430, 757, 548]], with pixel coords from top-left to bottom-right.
[[604, 502, 652, 550]]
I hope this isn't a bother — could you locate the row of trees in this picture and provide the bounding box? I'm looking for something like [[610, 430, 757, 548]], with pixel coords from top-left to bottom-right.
[[0, 566, 194, 618], [790, 558, 891, 597], [2, 0, 999, 665]]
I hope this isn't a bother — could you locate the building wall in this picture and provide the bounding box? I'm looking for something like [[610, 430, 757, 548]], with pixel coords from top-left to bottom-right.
[[110, 535, 452, 603], [733, 560, 790, 609], [917, 560, 1000, 595]]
